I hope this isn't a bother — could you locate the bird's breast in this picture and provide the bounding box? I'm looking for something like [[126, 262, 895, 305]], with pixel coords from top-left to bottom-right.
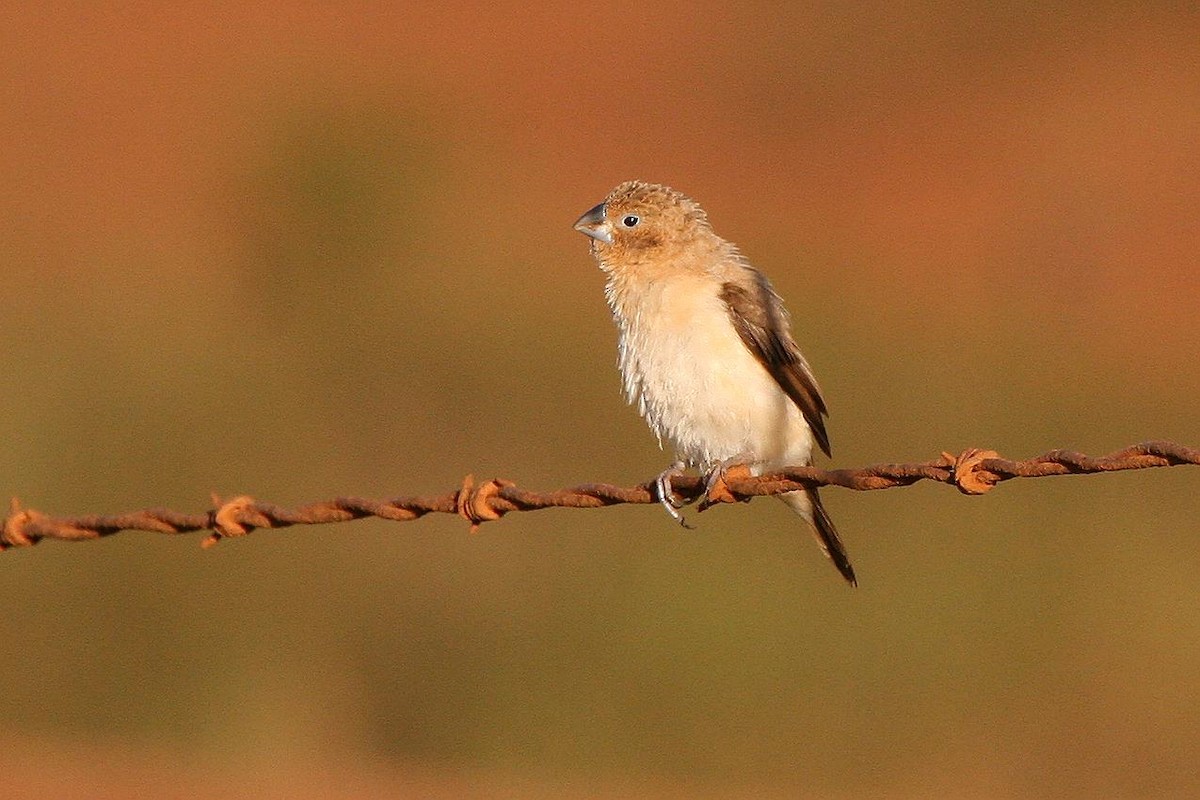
[[610, 274, 813, 470]]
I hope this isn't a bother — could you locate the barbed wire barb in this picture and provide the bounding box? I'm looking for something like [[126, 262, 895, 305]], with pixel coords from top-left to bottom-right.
[[2, 440, 1197, 551]]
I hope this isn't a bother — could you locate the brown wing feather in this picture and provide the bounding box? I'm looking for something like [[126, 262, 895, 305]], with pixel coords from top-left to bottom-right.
[[720, 273, 831, 457]]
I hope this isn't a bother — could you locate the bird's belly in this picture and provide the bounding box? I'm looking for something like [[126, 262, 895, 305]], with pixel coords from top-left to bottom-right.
[[618, 285, 814, 471]]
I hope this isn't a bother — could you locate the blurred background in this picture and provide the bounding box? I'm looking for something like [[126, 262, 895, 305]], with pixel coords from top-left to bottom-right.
[[3, 3, 1199, 797]]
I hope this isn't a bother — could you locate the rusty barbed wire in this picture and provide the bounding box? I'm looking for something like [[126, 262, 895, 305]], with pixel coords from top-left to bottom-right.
[[2, 440, 1197, 551]]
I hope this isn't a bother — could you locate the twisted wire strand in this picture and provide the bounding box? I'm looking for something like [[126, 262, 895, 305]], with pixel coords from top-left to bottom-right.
[[3, 440, 1196, 550]]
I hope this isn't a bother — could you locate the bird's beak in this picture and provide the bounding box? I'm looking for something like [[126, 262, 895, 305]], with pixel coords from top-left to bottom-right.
[[573, 202, 614, 245]]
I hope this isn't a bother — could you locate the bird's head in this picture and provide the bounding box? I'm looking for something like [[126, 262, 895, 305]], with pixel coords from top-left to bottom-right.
[[573, 181, 711, 266]]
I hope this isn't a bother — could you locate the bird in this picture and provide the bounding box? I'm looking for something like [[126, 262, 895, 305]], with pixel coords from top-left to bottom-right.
[[573, 180, 856, 585]]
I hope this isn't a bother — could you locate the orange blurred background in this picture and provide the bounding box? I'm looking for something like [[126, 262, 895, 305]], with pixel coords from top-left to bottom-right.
[[3, 4, 1199, 798]]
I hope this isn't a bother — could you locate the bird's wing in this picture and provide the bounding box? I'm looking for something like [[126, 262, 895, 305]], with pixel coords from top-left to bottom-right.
[[719, 271, 831, 457]]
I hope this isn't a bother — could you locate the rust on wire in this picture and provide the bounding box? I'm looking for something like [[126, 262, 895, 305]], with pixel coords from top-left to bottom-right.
[[2, 440, 1197, 551]]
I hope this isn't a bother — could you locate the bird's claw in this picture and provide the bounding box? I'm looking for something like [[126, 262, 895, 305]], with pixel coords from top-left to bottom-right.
[[699, 461, 754, 511], [654, 465, 695, 529]]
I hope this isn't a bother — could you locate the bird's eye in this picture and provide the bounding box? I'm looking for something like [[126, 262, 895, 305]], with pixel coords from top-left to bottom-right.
[[622, 215, 640, 228]]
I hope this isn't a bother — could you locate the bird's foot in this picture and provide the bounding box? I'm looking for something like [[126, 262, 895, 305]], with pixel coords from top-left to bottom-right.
[[654, 462, 695, 529], [698, 460, 754, 512]]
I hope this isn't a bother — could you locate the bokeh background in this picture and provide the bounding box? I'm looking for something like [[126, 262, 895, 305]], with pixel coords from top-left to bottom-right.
[[3, 3, 1199, 798]]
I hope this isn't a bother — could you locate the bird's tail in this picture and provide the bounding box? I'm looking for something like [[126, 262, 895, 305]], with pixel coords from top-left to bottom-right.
[[779, 488, 857, 586]]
